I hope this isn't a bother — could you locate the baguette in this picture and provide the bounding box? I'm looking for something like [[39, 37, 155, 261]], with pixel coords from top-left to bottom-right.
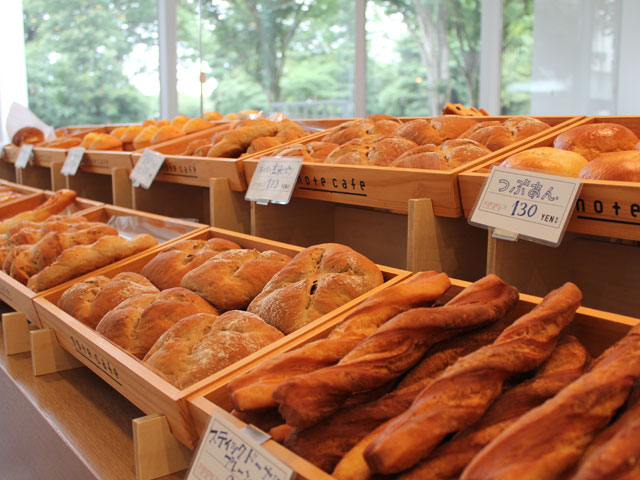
[[228, 271, 452, 412], [460, 318, 640, 479], [27, 234, 158, 292], [0, 189, 77, 234], [273, 275, 519, 429], [364, 282, 581, 475]]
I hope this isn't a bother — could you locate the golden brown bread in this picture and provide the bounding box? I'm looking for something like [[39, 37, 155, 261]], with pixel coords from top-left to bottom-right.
[[0, 189, 77, 235], [141, 238, 241, 290], [89, 134, 123, 151], [247, 243, 383, 335], [500, 147, 589, 177], [442, 103, 490, 116], [143, 311, 284, 389], [578, 150, 640, 182], [207, 121, 279, 158], [364, 282, 581, 475], [171, 115, 189, 129], [96, 287, 217, 359], [39, 136, 83, 149], [461, 322, 640, 480], [150, 125, 186, 145], [245, 136, 281, 155], [180, 249, 291, 311], [393, 116, 479, 146], [228, 271, 451, 412], [132, 126, 158, 150], [459, 116, 550, 151], [274, 275, 519, 429], [27, 234, 158, 292], [57, 272, 159, 328], [271, 142, 339, 163], [12, 127, 44, 146], [397, 335, 589, 480], [274, 127, 305, 144], [182, 118, 212, 134], [322, 121, 368, 145], [391, 139, 491, 170], [180, 138, 210, 156], [325, 136, 418, 166], [203, 111, 222, 121], [553, 123, 639, 160], [120, 125, 143, 144]]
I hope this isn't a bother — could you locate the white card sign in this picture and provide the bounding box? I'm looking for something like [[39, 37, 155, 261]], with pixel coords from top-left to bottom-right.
[[186, 414, 294, 480], [469, 166, 582, 246], [15, 144, 34, 169], [129, 149, 165, 189], [245, 156, 303, 205], [61, 147, 86, 176]]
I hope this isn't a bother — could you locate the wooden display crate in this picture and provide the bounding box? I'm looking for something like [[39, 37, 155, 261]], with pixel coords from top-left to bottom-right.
[[31, 227, 407, 450], [245, 116, 581, 217], [0, 180, 44, 208], [186, 275, 639, 479], [0, 193, 103, 324], [2, 145, 66, 191]]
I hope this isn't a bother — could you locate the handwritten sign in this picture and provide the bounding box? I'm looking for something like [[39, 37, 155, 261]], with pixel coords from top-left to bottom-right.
[[186, 414, 294, 480], [129, 149, 165, 189], [469, 166, 582, 246], [245, 156, 303, 205], [61, 147, 86, 176], [15, 144, 34, 169]]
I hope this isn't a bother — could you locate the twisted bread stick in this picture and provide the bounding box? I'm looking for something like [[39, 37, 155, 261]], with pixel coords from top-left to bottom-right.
[[0, 189, 77, 234], [228, 271, 451, 411], [364, 282, 581, 475], [274, 275, 519, 429]]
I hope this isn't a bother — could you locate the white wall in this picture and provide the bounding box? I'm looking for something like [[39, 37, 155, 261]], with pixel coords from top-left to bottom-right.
[[616, 0, 640, 114]]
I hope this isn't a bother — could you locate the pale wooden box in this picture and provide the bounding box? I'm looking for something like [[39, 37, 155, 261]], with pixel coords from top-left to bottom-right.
[[31, 227, 408, 449], [186, 275, 640, 479]]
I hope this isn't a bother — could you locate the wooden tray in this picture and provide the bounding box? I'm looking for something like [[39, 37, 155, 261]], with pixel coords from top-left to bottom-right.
[[186, 274, 639, 479], [459, 116, 640, 240], [0, 180, 44, 208], [31, 227, 408, 450], [244, 116, 582, 217]]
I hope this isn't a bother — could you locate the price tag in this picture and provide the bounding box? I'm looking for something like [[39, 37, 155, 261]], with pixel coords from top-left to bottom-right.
[[469, 166, 582, 246], [61, 147, 86, 176], [186, 414, 294, 480], [245, 156, 303, 205], [129, 149, 165, 189], [15, 144, 34, 169]]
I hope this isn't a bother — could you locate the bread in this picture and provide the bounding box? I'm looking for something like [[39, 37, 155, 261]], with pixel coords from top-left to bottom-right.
[[27, 233, 158, 292], [180, 138, 210, 156], [275, 128, 305, 144], [58, 272, 159, 328], [0, 189, 77, 235], [133, 126, 159, 150], [459, 116, 550, 151], [391, 139, 491, 170], [361, 115, 402, 137], [181, 249, 291, 311], [171, 115, 190, 130], [578, 150, 640, 182], [322, 121, 368, 145], [461, 321, 640, 480], [273, 275, 519, 430], [207, 121, 279, 158], [553, 123, 639, 160], [272, 142, 339, 163], [150, 125, 186, 145], [89, 134, 123, 151], [182, 118, 212, 134], [141, 238, 241, 290], [442, 103, 489, 116], [500, 147, 589, 177], [247, 243, 383, 335], [96, 287, 217, 359], [40, 136, 83, 149], [143, 311, 284, 389], [120, 125, 143, 143], [80, 133, 99, 148], [203, 111, 222, 121], [325, 136, 418, 166], [364, 282, 581, 475], [397, 336, 589, 480], [12, 127, 44, 146], [228, 271, 451, 412], [245, 136, 281, 155]]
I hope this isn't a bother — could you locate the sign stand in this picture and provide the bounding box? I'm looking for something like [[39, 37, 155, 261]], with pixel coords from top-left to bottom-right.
[[30, 328, 83, 376], [3, 311, 31, 355]]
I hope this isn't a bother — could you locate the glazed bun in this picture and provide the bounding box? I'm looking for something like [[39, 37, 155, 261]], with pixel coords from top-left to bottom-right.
[[500, 147, 588, 177], [578, 151, 640, 182], [553, 123, 639, 160], [12, 127, 44, 146]]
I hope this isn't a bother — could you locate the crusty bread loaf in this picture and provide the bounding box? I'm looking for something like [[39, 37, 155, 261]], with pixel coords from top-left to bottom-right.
[[144, 311, 284, 389], [141, 238, 241, 290], [180, 139, 210, 156], [89, 134, 123, 151], [0, 189, 77, 234], [461, 322, 640, 480], [271, 142, 339, 163], [182, 118, 212, 134], [27, 233, 158, 292], [323, 121, 368, 145], [58, 272, 159, 328], [442, 103, 489, 116], [391, 139, 491, 170], [500, 147, 588, 177], [364, 282, 581, 475], [96, 287, 217, 359], [228, 272, 451, 412], [578, 150, 640, 182], [325, 136, 418, 166], [207, 121, 279, 158], [459, 116, 550, 151], [181, 249, 291, 311], [150, 125, 186, 145], [247, 243, 383, 335], [132, 126, 158, 150], [553, 123, 639, 160]]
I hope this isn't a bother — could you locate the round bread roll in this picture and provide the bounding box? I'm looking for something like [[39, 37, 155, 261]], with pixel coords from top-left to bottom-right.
[[12, 127, 44, 146], [143, 311, 284, 389], [500, 147, 588, 177], [247, 243, 384, 335], [181, 249, 292, 311], [96, 287, 218, 359], [578, 151, 640, 182], [141, 237, 241, 290], [553, 123, 639, 160], [57, 272, 159, 328]]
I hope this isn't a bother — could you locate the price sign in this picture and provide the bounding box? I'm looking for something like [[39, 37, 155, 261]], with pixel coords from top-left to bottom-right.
[[61, 147, 86, 176], [186, 414, 294, 480], [129, 149, 165, 189], [245, 156, 303, 205], [15, 144, 34, 169], [469, 166, 582, 246]]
